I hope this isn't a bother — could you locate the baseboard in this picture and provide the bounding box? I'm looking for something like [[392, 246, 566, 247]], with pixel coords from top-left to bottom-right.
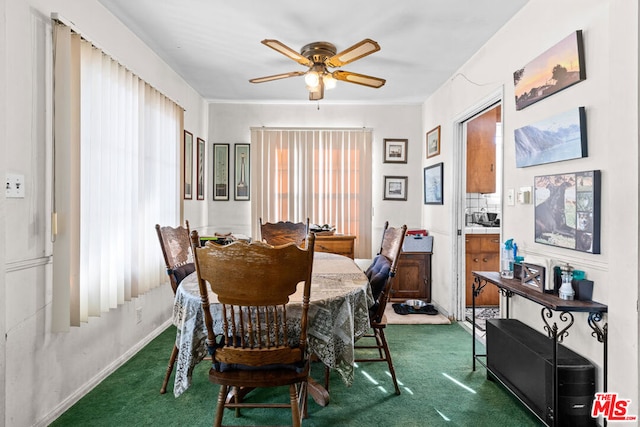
[[36, 319, 172, 427]]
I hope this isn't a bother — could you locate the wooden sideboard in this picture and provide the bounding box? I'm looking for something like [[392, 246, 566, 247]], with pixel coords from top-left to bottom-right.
[[392, 251, 432, 301], [313, 234, 356, 259]]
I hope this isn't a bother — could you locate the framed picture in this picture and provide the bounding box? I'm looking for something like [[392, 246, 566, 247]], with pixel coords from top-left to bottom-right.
[[383, 176, 407, 201], [514, 30, 586, 111], [515, 107, 587, 168], [196, 137, 205, 200], [383, 138, 407, 163], [521, 263, 546, 293], [212, 143, 229, 201], [423, 162, 444, 205], [426, 126, 441, 158], [234, 144, 250, 201], [534, 170, 601, 253], [183, 130, 193, 200]]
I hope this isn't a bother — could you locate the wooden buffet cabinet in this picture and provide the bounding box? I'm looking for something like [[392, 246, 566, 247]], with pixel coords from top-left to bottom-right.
[[392, 251, 432, 301], [314, 234, 356, 259], [465, 234, 500, 306], [314, 233, 433, 301]]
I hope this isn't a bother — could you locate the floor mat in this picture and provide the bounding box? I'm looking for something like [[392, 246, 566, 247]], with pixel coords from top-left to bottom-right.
[[465, 307, 499, 331], [385, 303, 451, 325]]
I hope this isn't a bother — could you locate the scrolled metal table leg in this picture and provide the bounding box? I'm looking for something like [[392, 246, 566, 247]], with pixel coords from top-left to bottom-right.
[[540, 308, 575, 427]]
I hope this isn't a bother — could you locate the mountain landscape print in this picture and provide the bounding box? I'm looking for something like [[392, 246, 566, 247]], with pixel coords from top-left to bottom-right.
[[514, 31, 585, 110], [514, 107, 587, 168]]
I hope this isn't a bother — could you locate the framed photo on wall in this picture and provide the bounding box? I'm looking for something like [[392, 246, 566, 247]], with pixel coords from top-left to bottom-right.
[[515, 107, 587, 168], [514, 30, 586, 111], [234, 144, 250, 201], [212, 143, 229, 201], [534, 170, 600, 253], [423, 162, 443, 205], [183, 130, 193, 200], [196, 137, 205, 200], [383, 176, 408, 201], [383, 138, 408, 163], [426, 126, 441, 158]]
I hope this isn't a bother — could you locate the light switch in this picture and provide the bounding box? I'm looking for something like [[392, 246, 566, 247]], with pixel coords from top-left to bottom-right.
[[506, 188, 515, 206], [6, 173, 25, 198]]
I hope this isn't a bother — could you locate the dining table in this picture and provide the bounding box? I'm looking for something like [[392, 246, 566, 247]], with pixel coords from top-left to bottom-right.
[[171, 251, 374, 405]]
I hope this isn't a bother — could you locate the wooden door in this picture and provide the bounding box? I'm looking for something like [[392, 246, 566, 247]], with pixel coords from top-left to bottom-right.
[[466, 104, 500, 193]]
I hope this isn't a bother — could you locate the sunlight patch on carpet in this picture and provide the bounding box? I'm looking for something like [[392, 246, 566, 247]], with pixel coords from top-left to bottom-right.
[[442, 372, 477, 394]]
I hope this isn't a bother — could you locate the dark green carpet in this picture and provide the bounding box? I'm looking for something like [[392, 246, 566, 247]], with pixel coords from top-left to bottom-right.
[[51, 323, 542, 426]]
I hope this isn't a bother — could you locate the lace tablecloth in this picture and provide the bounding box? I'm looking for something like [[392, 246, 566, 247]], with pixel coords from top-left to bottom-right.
[[171, 252, 373, 397]]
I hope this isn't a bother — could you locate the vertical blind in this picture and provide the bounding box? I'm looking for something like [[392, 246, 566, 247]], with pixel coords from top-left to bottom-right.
[[52, 22, 183, 329], [251, 128, 372, 258]]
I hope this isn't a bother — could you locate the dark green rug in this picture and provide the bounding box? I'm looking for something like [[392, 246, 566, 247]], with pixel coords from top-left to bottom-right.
[[51, 323, 542, 426]]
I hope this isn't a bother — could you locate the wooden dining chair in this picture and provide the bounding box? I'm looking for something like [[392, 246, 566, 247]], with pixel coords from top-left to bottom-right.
[[259, 217, 310, 247], [155, 221, 194, 394], [190, 230, 316, 427], [325, 221, 406, 395]]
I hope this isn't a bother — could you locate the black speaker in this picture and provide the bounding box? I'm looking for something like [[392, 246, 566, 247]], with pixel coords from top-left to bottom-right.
[[487, 319, 596, 426]]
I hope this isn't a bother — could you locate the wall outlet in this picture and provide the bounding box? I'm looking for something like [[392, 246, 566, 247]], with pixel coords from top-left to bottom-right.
[[518, 187, 532, 204], [136, 307, 143, 324]]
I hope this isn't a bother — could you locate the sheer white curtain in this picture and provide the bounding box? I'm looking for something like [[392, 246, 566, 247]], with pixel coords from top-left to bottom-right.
[[251, 128, 372, 258], [52, 22, 182, 329]]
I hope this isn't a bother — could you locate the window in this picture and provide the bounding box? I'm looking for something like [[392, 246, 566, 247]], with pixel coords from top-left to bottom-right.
[[251, 128, 372, 258], [52, 22, 183, 329]]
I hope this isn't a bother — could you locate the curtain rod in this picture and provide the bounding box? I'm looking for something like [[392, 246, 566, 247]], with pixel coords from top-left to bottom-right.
[[250, 126, 372, 131], [51, 12, 186, 111]]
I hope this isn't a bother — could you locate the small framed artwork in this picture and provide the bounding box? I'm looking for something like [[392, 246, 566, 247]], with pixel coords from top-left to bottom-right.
[[183, 130, 193, 200], [521, 263, 546, 293], [515, 107, 587, 168], [514, 30, 586, 111], [212, 143, 229, 201], [234, 144, 250, 201], [534, 170, 601, 253], [383, 138, 408, 163], [423, 162, 444, 205], [426, 126, 441, 158], [383, 176, 408, 201], [196, 137, 205, 200]]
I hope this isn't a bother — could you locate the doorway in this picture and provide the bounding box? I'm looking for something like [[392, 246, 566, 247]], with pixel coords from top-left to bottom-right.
[[452, 89, 504, 321]]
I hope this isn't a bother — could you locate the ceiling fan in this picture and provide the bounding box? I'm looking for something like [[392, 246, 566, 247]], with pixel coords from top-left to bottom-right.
[[250, 39, 386, 101]]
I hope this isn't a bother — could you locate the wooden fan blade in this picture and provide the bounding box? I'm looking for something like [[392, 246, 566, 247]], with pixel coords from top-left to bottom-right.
[[249, 71, 306, 84], [325, 39, 380, 68], [262, 39, 313, 67], [332, 70, 386, 88]]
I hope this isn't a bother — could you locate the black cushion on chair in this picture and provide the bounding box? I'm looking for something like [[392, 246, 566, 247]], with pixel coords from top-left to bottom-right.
[[365, 255, 391, 301], [172, 262, 195, 286]]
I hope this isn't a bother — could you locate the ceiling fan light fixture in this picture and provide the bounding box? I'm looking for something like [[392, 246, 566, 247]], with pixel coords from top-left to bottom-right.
[[304, 71, 320, 89], [323, 73, 337, 90], [250, 38, 385, 101]]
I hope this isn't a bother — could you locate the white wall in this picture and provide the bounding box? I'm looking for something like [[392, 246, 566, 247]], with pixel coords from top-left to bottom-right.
[[206, 103, 423, 257], [422, 0, 639, 417], [2, 1, 208, 425]]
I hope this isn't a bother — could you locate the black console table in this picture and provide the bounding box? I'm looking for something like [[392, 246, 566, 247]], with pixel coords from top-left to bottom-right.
[[471, 271, 608, 427]]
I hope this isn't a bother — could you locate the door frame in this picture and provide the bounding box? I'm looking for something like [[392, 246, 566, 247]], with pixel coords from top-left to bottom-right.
[[451, 87, 504, 321]]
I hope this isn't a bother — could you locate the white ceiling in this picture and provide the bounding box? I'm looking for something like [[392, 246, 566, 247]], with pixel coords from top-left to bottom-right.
[[97, 0, 529, 104]]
